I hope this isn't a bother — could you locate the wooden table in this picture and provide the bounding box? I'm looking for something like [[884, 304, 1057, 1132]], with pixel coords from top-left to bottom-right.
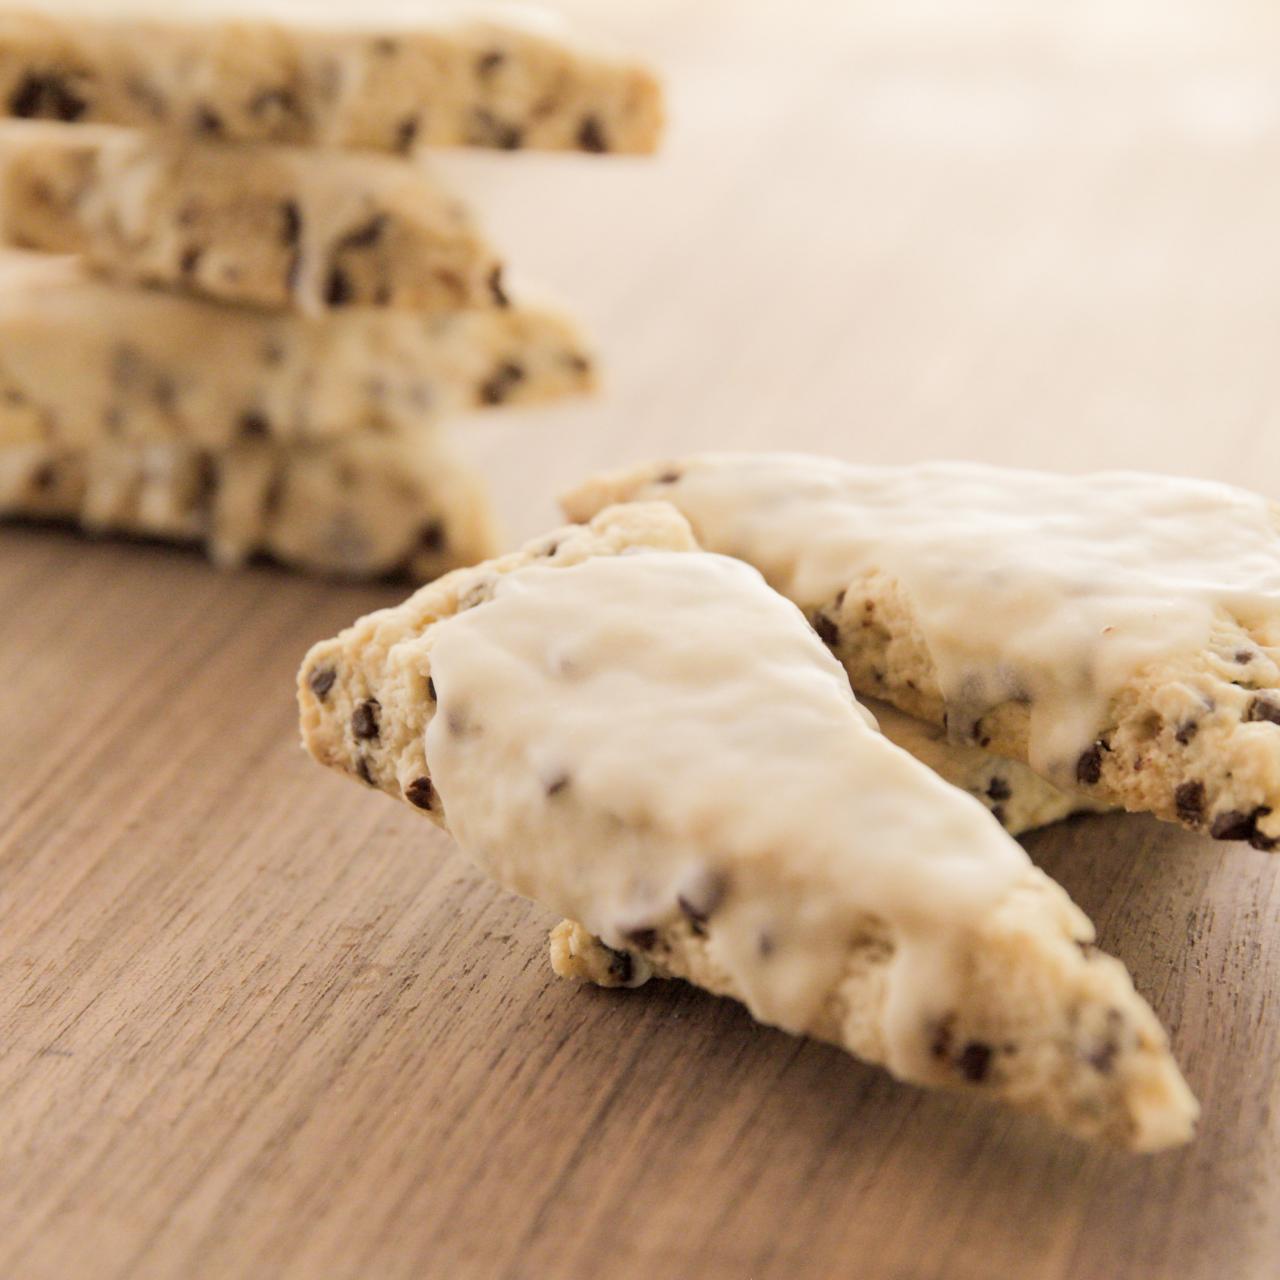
[[3, 3, 1279, 1276]]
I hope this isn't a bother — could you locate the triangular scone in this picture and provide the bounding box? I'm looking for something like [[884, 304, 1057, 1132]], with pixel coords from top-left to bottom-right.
[[0, 432, 498, 580], [866, 699, 1109, 836], [564, 455, 1280, 849], [0, 4, 662, 154], [0, 121, 505, 314], [0, 252, 593, 450], [297, 506, 1196, 1150]]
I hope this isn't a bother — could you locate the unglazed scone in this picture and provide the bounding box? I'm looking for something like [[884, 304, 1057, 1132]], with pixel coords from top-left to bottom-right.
[[0, 252, 593, 449], [865, 699, 1107, 836], [0, 2, 662, 154], [0, 432, 498, 579], [564, 455, 1280, 849], [0, 120, 504, 313], [297, 504, 1196, 1150]]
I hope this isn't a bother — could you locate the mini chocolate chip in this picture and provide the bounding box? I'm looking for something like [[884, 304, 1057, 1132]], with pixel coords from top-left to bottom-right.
[[545, 773, 570, 797], [476, 49, 506, 77], [193, 105, 223, 135], [1237, 649, 1255, 663], [412, 520, 444, 554], [958, 1041, 992, 1083], [605, 946, 633, 984], [1175, 720, 1199, 745], [1174, 780, 1205, 824], [180, 246, 203, 276], [395, 116, 420, 152], [9, 73, 86, 122], [281, 200, 302, 247], [351, 699, 381, 741], [624, 927, 657, 950], [341, 215, 387, 249], [239, 410, 269, 439], [577, 115, 609, 153], [812, 614, 840, 647], [656, 469, 682, 485], [471, 108, 523, 150], [427, 676, 437, 702], [479, 361, 526, 406], [325, 267, 354, 307], [488, 265, 510, 307], [1076, 743, 1105, 786], [355, 756, 375, 786], [986, 777, 1012, 803], [1210, 808, 1267, 843], [405, 777, 435, 809], [1088, 1039, 1119, 1074], [1247, 696, 1280, 725]]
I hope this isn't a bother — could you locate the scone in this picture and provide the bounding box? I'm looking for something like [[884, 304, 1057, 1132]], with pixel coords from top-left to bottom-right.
[[0, 2, 662, 154], [0, 432, 499, 580], [0, 120, 504, 313], [564, 455, 1280, 848], [297, 504, 1196, 1150], [0, 251, 593, 449], [866, 698, 1107, 836]]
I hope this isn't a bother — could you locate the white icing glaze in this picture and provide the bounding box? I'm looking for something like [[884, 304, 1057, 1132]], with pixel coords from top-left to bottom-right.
[[421, 550, 1039, 1077], [608, 456, 1280, 780]]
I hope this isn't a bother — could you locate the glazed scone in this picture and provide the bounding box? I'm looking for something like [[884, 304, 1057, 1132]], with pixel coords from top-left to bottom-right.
[[0, 432, 499, 579], [564, 455, 1280, 849], [0, 121, 504, 313], [866, 699, 1107, 836], [297, 505, 1196, 1150], [0, 252, 593, 449], [0, 2, 662, 154]]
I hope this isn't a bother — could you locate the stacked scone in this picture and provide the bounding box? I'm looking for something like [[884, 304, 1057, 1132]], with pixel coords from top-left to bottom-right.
[[298, 454, 1280, 1151], [0, 2, 662, 578]]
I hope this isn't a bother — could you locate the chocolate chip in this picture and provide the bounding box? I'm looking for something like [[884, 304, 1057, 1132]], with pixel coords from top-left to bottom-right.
[[418, 520, 446, 553], [427, 676, 437, 702], [545, 773, 570, 797], [1088, 1040, 1119, 1074], [656, 469, 682, 485], [957, 1041, 992, 1083], [395, 116, 420, 153], [1247, 696, 1280, 725], [479, 361, 526, 406], [1175, 780, 1206, 824], [281, 200, 302, 247], [812, 614, 840, 647], [624, 927, 657, 950], [1236, 649, 1255, 663], [9, 73, 86, 122], [193, 105, 223, 136], [238, 410, 269, 439], [351, 699, 381, 741], [325, 267, 353, 307], [1210, 806, 1273, 845], [985, 777, 1012, 803], [577, 115, 609, 153], [1175, 720, 1199, 746], [355, 756, 375, 786], [1076, 743, 1105, 786], [340, 215, 386, 249], [488, 265, 510, 308], [180, 246, 203, 276], [605, 946, 633, 984], [476, 49, 506, 77], [405, 777, 435, 809]]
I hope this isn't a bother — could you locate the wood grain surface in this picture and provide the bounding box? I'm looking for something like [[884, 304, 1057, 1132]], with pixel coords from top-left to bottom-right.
[[3, 2, 1280, 1277]]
